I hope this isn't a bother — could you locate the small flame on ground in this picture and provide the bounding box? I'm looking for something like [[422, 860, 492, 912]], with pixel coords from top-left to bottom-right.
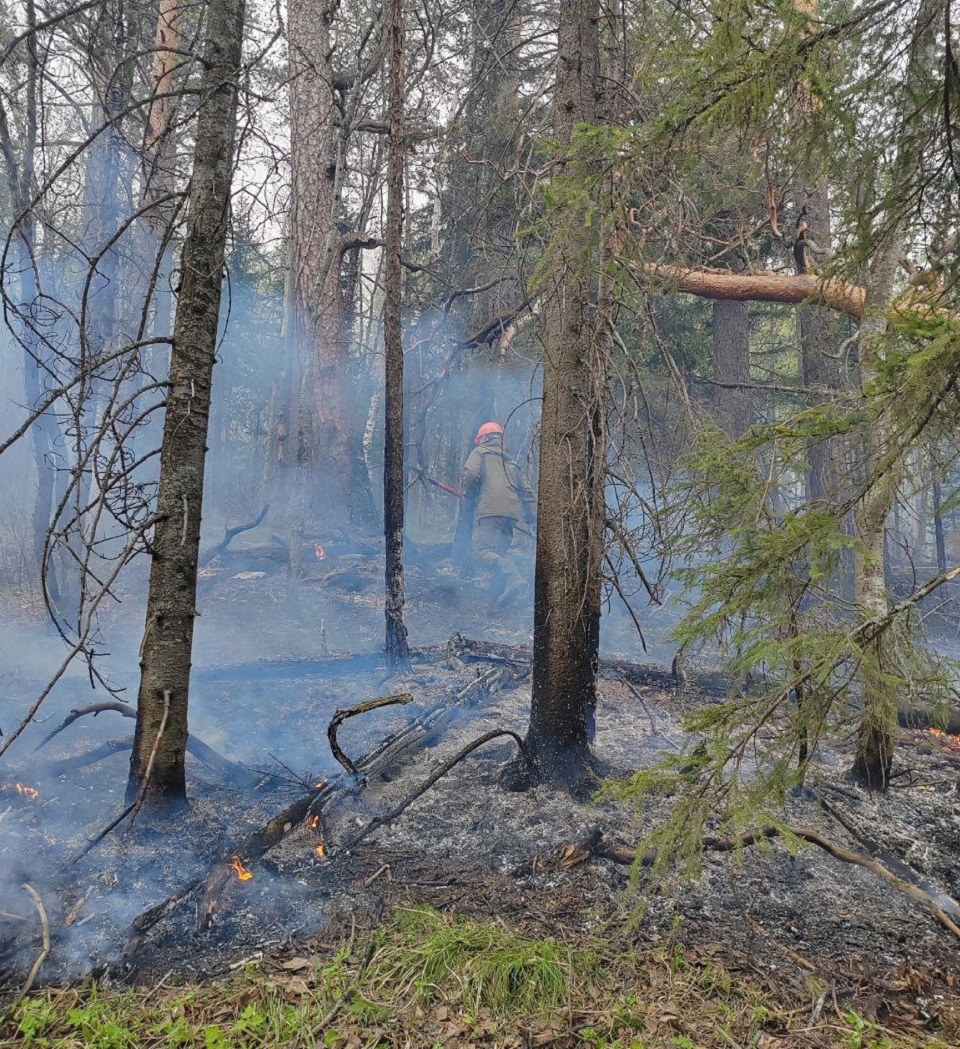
[[308, 815, 320, 829], [314, 781, 325, 790], [314, 543, 326, 561], [927, 727, 960, 748], [2, 783, 39, 800], [315, 840, 326, 858], [229, 855, 253, 881]]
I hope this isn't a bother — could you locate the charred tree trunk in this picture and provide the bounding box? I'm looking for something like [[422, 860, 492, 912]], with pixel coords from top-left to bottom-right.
[[383, 0, 410, 669], [127, 0, 246, 808], [524, 0, 604, 789]]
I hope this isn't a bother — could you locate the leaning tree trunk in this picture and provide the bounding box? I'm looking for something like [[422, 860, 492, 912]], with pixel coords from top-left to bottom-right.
[[525, 0, 604, 788], [383, 0, 410, 668], [127, 0, 246, 807]]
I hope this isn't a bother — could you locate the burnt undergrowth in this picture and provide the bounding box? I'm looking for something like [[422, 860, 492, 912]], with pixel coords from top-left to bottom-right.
[[0, 559, 958, 1046]]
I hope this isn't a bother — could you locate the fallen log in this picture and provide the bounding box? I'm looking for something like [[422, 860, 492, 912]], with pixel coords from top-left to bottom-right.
[[126, 664, 517, 953], [447, 634, 725, 693]]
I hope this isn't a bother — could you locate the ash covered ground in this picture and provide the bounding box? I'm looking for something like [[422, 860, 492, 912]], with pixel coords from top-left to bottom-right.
[[0, 537, 958, 1039]]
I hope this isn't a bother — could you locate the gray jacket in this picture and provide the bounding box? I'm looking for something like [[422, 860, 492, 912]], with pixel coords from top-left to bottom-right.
[[461, 438, 536, 524]]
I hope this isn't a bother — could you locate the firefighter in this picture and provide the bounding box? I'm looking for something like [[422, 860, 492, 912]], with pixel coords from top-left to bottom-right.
[[460, 422, 536, 607]]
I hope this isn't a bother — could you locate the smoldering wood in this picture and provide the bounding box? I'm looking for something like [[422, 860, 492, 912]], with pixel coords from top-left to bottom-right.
[[327, 693, 413, 774], [124, 664, 516, 953]]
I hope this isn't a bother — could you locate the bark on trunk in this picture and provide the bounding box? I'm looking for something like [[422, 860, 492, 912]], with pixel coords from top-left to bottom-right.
[[127, 0, 246, 807], [287, 0, 377, 532], [383, 0, 410, 668], [711, 296, 752, 439], [526, 0, 604, 788]]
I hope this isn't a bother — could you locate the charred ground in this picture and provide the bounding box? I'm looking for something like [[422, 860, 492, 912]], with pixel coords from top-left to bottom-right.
[[0, 544, 958, 1047]]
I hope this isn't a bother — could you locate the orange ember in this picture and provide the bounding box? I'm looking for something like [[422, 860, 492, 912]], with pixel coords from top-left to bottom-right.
[[314, 781, 325, 790], [308, 815, 320, 829], [315, 840, 327, 858], [228, 855, 253, 881], [2, 783, 39, 800], [314, 543, 326, 561], [927, 727, 960, 750]]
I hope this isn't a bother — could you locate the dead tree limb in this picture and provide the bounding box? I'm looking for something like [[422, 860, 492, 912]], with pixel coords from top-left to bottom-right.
[[38, 706, 259, 788], [12, 885, 49, 1006], [34, 701, 137, 751], [69, 803, 137, 865], [126, 691, 170, 831], [327, 693, 413, 773], [125, 665, 517, 952], [594, 825, 960, 940], [198, 504, 269, 568], [341, 729, 526, 851]]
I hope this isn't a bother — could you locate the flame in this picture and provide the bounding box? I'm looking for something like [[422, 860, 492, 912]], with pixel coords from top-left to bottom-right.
[[314, 781, 325, 790], [2, 782, 39, 800], [315, 840, 326, 858], [307, 815, 320, 830], [228, 855, 253, 881], [927, 726, 960, 749], [314, 543, 326, 561]]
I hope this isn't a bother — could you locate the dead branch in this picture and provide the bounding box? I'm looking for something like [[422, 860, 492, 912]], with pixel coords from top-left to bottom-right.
[[327, 693, 413, 774], [125, 665, 517, 953], [37, 705, 259, 788], [69, 802, 137, 865], [48, 736, 134, 774], [126, 690, 170, 832], [12, 885, 50, 1007], [595, 824, 960, 941], [341, 729, 527, 851], [34, 701, 136, 751], [198, 505, 269, 568]]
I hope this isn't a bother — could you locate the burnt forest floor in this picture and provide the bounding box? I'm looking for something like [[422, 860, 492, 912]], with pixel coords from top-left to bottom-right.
[[0, 540, 959, 1047]]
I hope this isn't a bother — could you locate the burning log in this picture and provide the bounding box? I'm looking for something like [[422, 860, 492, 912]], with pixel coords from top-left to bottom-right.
[[36, 702, 260, 789], [125, 664, 518, 954]]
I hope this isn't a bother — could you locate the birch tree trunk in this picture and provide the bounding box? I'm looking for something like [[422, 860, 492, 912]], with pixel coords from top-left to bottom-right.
[[127, 0, 246, 807]]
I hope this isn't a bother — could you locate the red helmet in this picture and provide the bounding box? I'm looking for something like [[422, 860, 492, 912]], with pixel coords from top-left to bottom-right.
[[474, 421, 504, 445]]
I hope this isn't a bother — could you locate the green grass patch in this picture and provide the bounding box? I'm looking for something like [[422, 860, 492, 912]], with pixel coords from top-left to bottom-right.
[[1, 907, 956, 1048]]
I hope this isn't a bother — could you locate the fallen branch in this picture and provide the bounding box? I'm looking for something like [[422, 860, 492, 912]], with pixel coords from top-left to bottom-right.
[[38, 704, 259, 788], [341, 729, 527, 851], [594, 824, 960, 941], [327, 693, 413, 774], [12, 885, 50, 1006], [126, 690, 170, 832], [198, 505, 269, 568], [34, 701, 136, 752]]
